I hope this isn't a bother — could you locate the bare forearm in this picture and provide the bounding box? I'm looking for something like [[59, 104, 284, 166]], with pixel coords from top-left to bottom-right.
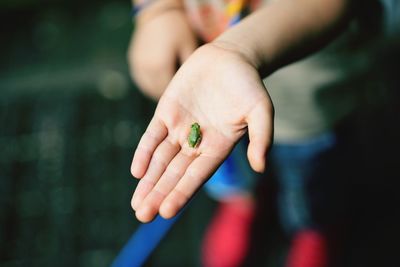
[[214, 0, 352, 75]]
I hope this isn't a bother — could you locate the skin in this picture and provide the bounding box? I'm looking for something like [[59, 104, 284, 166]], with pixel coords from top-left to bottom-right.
[[130, 44, 273, 222], [128, 0, 197, 100], [129, 0, 352, 223]]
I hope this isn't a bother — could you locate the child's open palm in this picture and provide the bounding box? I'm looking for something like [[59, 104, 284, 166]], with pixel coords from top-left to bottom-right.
[[131, 43, 274, 222]]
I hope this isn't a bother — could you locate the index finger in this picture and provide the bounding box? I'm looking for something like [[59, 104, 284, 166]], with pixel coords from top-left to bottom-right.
[[131, 118, 167, 178]]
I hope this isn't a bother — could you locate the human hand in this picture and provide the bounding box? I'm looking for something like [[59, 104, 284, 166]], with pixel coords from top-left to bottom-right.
[[128, 7, 198, 100], [130, 42, 274, 222]]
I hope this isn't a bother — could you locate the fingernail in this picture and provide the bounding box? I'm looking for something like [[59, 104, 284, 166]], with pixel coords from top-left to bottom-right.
[[131, 163, 139, 177], [131, 191, 139, 210], [132, 200, 137, 211]]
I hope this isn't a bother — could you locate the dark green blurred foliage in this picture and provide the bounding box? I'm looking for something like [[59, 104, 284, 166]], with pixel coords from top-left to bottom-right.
[[0, 1, 151, 266]]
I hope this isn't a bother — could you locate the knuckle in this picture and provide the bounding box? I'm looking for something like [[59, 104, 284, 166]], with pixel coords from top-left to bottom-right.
[[185, 167, 202, 183], [152, 153, 168, 169]]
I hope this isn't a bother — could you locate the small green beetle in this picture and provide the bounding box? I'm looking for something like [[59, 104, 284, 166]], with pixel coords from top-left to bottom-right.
[[188, 122, 202, 148]]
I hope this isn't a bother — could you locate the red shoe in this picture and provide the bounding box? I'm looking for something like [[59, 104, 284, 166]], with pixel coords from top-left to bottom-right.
[[201, 196, 255, 267], [285, 229, 328, 267]]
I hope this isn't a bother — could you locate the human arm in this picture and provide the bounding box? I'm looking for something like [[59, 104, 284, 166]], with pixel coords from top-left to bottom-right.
[[213, 0, 352, 75], [130, 0, 353, 222], [127, 0, 198, 100]]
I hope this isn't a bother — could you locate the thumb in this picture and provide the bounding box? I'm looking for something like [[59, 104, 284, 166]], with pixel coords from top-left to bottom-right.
[[246, 97, 274, 173]]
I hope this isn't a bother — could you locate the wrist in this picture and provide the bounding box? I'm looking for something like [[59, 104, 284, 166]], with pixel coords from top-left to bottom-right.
[[210, 39, 262, 71], [133, 0, 184, 25]]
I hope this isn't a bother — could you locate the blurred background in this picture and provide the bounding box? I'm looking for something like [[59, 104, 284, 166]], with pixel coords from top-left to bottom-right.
[[0, 0, 214, 266], [1, 0, 400, 267]]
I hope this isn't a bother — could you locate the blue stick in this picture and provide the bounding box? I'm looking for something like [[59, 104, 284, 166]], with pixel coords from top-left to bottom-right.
[[112, 213, 182, 267]]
